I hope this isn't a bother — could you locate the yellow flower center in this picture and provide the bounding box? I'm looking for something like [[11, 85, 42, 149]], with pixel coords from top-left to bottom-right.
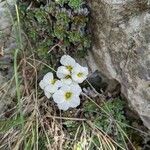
[[65, 75, 71, 79], [65, 92, 72, 101], [66, 65, 73, 71], [77, 73, 83, 77], [50, 79, 57, 85]]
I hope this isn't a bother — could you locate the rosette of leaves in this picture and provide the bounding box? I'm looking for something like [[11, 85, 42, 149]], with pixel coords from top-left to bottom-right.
[[18, 0, 91, 62], [56, 0, 84, 9]]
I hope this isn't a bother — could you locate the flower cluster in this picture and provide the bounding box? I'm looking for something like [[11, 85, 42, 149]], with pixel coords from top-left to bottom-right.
[[39, 55, 88, 111]]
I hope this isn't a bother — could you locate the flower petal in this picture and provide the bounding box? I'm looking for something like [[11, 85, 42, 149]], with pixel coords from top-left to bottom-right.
[[43, 72, 54, 82], [55, 80, 63, 89], [59, 84, 71, 91], [44, 84, 55, 94], [53, 90, 65, 103], [82, 67, 88, 76], [39, 80, 47, 89], [56, 66, 70, 79], [72, 63, 81, 72], [60, 55, 76, 67], [61, 78, 72, 85], [72, 73, 84, 83], [72, 64, 88, 75], [69, 96, 80, 108], [44, 90, 51, 99], [70, 83, 82, 95], [72, 64, 88, 83], [57, 102, 70, 111]]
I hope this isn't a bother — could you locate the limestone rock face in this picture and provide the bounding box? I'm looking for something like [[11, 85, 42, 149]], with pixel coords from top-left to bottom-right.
[[88, 0, 150, 128], [0, 0, 16, 115]]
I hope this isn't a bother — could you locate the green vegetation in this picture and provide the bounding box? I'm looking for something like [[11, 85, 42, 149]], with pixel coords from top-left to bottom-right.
[[18, 0, 90, 60], [0, 1, 148, 150], [55, 0, 84, 9], [84, 99, 128, 149]]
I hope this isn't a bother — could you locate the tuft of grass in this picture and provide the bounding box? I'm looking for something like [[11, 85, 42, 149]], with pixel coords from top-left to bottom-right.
[[7, 2, 26, 142]]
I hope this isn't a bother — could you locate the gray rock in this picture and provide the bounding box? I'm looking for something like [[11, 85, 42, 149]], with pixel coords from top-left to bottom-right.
[[87, 0, 150, 129], [0, 0, 16, 115]]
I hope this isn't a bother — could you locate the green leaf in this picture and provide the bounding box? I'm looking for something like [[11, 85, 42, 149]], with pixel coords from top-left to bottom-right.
[[68, 0, 83, 9]]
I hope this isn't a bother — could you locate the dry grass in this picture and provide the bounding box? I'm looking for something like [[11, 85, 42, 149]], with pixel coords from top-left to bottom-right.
[[0, 51, 138, 149], [0, 46, 131, 149]]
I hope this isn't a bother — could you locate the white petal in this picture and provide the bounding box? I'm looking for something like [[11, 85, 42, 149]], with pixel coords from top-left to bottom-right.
[[72, 65, 88, 83], [60, 55, 76, 67], [43, 72, 54, 82], [82, 67, 88, 76], [72, 74, 84, 83], [56, 66, 70, 79], [70, 83, 82, 94], [61, 78, 72, 85], [57, 102, 70, 111], [44, 90, 51, 99], [39, 80, 47, 89], [72, 63, 81, 71], [69, 96, 80, 108], [53, 90, 65, 103], [44, 84, 56, 94], [72, 64, 88, 76], [55, 80, 63, 89], [59, 84, 71, 92]]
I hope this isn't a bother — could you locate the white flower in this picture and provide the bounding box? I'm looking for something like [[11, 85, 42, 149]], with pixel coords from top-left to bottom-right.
[[72, 64, 88, 83], [71, 82, 82, 94], [39, 55, 88, 108], [39, 72, 54, 90], [56, 66, 73, 85], [56, 55, 80, 85], [56, 66, 70, 78], [44, 89, 52, 99], [61, 78, 73, 85], [53, 84, 82, 111], [43, 80, 62, 99], [60, 55, 76, 71], [39, 72, 62, 98]]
